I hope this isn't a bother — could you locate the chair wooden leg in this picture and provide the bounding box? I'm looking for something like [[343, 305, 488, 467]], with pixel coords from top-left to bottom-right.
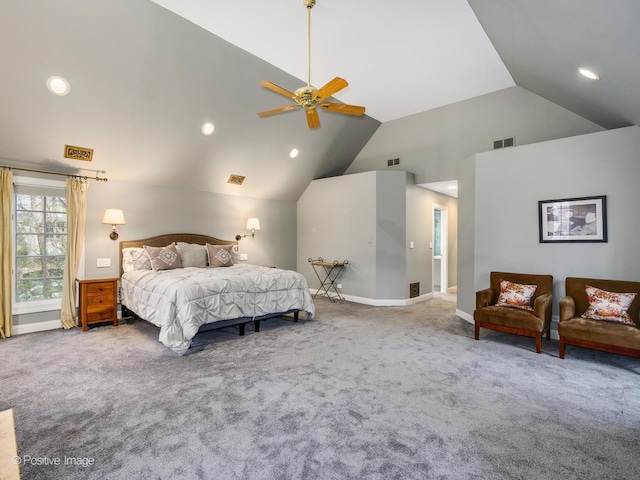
[[546, 328, 551, 340], [535, 334, 542, 354], [559, 337, 565, 359], [474, 322, 479, 340]]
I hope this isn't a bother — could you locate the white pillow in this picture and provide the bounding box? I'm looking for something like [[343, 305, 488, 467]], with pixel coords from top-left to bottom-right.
[[122, 247, 152, 273]]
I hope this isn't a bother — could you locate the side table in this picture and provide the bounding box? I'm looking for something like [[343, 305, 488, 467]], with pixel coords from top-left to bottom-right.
[[76, 277, 119, 331], [308, 257, 349, 302]]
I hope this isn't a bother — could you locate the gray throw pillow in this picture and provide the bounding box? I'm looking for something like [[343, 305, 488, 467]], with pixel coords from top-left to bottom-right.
[[176, 242, 207, 268]]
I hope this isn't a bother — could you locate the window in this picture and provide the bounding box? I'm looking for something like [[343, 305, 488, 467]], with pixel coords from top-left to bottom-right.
[[13, 177, 67, 313]]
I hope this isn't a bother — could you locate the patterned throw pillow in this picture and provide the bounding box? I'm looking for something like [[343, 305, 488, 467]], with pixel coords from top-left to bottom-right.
[[144, 243, 183, 271], [206, 244, 234, 268], [176, 242, 208, 268], [210, 244, 240, 264], [122, 247, 152, 273], [581, 285, 636, 325], [495, 280, 537, 311]]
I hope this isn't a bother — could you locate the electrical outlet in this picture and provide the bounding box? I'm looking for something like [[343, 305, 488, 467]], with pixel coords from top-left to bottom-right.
[[239, 253, 248, 261], [96, 258, 111, 268]]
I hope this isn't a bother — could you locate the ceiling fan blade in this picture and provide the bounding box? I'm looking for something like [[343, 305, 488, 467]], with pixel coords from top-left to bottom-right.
[[258, 104, 300, 117], [314, 77, 348, 101], [260, 81, 297, 100], [320, 102, 366, 116], [306, 108, 320, 129]]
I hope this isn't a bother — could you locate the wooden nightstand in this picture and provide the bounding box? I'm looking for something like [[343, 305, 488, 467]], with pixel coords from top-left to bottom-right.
[[76, 277, 119, 331]]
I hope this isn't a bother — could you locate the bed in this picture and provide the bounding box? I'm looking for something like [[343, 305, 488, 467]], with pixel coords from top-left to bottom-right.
[[119, 233, 315, 355]]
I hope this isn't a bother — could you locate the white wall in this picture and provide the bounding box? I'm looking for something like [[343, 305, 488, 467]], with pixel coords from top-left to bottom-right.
[[467, 126, 640, 317]]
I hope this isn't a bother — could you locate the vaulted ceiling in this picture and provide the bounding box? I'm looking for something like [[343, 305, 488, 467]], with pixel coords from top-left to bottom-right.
[[0, 1, 637, 201]]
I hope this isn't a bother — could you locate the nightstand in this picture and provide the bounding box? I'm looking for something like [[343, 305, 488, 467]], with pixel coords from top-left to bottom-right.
[[76, 277, 119, 331]]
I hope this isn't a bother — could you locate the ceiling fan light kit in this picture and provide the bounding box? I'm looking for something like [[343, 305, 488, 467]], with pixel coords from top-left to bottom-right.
[[257, 0, 365, 129]]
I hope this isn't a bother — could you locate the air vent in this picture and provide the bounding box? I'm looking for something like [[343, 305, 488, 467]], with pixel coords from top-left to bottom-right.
[[227, 174, 246, 185], [493, 137, 516, 149], [409, 282, 419, 298], [64, 144, 93, 161], [387, 158, 400, 167]]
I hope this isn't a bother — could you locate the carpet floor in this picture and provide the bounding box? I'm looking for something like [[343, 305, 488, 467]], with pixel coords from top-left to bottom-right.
[[2, 295, 639, 479]]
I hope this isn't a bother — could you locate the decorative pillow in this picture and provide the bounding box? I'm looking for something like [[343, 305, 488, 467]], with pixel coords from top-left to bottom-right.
[[144, 243, 183, 271], [122, 247, 152, 273], [495, 280, 537, 311], [176, 242, 208, 268], [206, 244, 234, 268], [581, 285, 636, 325], [210, 244, 240, 264]]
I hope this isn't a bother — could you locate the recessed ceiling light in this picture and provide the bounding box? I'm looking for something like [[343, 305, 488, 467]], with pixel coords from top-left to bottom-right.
[[46, 76, 70, 96], [578, 67, 600, 80], [201, 122, 215, 136], [289, 148, 299, 159]]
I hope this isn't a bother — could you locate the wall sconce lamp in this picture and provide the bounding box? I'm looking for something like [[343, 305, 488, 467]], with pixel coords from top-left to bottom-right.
[[102, 209, 126, 240], [235, 217, 260, 241]]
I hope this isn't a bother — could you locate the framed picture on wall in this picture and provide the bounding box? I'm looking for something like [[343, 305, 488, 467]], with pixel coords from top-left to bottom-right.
[[538, 195, 607, 243]]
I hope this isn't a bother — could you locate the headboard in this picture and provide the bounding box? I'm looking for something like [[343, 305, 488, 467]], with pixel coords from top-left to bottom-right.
[[119, 233, 238, 276]]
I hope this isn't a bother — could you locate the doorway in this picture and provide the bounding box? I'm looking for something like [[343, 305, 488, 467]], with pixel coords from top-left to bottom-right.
[[432, 204, 448, 293]]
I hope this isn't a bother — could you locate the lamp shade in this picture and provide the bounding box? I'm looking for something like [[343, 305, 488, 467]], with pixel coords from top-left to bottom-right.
[[246, 218, 260, 231], [102, 209, 126, 225]]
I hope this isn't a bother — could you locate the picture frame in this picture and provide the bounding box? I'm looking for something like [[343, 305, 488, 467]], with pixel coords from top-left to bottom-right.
[[538, 195, 607, 243]]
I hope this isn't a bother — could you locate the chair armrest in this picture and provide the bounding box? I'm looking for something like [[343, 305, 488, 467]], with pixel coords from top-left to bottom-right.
[[476, 287, 496, 309], [559, 296, 576, 322], [533, 293, 553, 326]]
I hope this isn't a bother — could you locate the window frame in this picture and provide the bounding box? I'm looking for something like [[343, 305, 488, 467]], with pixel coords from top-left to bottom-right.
[[11, 176, 78, 314]]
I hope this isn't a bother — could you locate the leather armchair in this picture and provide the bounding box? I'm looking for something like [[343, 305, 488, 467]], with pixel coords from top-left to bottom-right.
[[474, 272, 553, 353]]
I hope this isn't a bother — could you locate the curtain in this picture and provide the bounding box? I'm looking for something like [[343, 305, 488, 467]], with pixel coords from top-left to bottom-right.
[[60, 178, 89, 329], [0, 170, 12, 338]]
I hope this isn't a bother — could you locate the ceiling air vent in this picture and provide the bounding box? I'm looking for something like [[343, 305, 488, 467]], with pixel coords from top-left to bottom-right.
[[227, 174, 246, 185], [386, 158, 400, 167]]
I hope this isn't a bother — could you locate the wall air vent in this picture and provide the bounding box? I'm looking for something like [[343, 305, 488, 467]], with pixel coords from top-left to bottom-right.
[[409, 282, 420, 298], [493, 137, 516, 149], [387, 158, 400, 167], [64, 144, 93, 161], [227, 174, 246, 185]]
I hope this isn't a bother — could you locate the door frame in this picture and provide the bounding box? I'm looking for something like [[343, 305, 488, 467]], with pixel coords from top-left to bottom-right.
[[432, 203, 448, 293]]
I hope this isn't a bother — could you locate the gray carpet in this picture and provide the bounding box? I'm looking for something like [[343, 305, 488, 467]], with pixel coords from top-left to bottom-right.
[[2, 295, 639, 480]]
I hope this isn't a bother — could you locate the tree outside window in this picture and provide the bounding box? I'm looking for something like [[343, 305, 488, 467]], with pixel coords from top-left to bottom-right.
[[15, 192, 67, 303]]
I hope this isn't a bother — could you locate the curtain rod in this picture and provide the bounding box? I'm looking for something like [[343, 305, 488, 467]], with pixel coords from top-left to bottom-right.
[[1, 165, 108, 182]]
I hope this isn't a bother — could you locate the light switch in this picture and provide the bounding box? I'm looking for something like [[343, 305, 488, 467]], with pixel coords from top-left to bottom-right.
[[429, 242, 433, 249], [409, 241, 414, 249], [97, 258, 111, 268]]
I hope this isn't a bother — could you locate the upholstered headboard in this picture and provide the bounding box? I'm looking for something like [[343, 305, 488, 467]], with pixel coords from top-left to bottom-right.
[[119, 233, 238, 276]]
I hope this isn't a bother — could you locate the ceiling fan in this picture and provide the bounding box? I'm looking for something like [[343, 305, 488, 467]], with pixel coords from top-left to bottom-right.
[[257, 0, 366, 129]]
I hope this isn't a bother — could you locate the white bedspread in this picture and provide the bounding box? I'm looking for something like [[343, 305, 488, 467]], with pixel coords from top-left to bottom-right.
[[121, 264, 315, 355]]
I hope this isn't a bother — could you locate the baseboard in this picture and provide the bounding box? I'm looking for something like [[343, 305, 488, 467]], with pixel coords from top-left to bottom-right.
[[447, 285, 457, 294], [456, 309, 474, 324], [309, 289, 433, 306], [13, 319, 62, 335]]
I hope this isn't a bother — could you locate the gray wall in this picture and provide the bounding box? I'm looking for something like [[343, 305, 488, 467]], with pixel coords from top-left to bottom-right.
[[346, 86, 604, 183], [297, 170, 458, 301], [405, 181, 458, 296], [15, 179, 297, 325], [297, 171, 378, 299], [468, 126, 640, 317]]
